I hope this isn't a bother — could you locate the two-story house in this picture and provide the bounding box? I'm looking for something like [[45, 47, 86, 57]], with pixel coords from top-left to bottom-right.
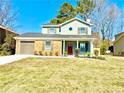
[[14, 16, 95, 56]]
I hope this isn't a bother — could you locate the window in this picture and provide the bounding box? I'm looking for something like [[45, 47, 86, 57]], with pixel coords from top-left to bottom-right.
[[79, 27, 87, 34], [69, 27, 72, 31], [49, 28, 55, 34], [59, 28, 61, 32], [45, 41, 51, 50]]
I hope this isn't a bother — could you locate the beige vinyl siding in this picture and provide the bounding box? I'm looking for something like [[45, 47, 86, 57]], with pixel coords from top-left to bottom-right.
[[114, 35, 124, 56]]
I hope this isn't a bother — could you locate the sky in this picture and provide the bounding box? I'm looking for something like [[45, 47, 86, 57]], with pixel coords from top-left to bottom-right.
[[12, 0, 124, 34]]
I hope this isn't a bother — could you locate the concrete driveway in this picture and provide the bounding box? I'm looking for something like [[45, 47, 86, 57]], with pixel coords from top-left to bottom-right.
[[0, 55, 29, 65], [0, 55, 75, 65]]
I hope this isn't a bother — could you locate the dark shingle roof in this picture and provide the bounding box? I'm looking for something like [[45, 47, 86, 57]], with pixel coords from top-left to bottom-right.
[[17, 33, 95, 39]]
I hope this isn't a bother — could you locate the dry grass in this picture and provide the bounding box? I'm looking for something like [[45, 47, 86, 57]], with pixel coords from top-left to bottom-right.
[[0, 57, 124, 93]]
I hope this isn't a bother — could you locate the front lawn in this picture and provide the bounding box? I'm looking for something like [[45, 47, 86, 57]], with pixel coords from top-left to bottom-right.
[[0, 57, 124, 93]]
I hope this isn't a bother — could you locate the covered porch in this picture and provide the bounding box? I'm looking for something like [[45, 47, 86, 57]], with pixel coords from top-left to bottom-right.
[[62, 40, 93, 56]]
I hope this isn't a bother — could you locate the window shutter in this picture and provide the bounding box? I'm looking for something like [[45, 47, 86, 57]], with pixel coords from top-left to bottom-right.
[[85, 28, 88, 34], [78, 27, 80, 34], [54, 28, 56, 34], [85, 42, 88, 52], [47, 28, 49, 33]]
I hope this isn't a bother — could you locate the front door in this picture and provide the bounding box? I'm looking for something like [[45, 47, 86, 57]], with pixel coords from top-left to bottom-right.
[[68, 42, 73, 55], [68, 46, 73, 55]]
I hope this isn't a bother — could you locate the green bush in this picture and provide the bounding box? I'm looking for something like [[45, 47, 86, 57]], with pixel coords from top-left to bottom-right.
[[39, 51, 43, 56], [84, 52, 91, 57], [45, 51, 48, 56], [92, 56, 106, 60], [64, 51, 68, 56], [94, 50, 99, 56], [100, 45, 107, 55], [0, 51, 11, 56], [50, 51, 53, 56], [55, 51, 59, 56], [34, 51, 39, 55], [0, 33, 16, 56]]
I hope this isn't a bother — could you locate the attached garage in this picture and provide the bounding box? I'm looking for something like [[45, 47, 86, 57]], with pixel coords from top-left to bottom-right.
[[20, 41, 34, 54]]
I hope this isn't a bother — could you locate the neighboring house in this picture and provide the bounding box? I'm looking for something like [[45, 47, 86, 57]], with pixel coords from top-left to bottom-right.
[[14, 16, 95, 56], [0, 25, 17, 54], [114, 32, 124, 56], [0, 25, 16, 44]]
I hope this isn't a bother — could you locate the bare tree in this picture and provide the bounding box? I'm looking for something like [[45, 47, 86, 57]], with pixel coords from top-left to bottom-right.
[[119, 10, 124, 32], [0, 0, 17, 29], [91, 0, 120, 42]]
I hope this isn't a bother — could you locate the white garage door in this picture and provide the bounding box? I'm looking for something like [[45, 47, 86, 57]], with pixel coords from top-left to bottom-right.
[[20, 41, 34, 54]]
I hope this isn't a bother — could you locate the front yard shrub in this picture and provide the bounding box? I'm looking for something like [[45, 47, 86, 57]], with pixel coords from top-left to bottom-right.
[[45, 51, 48, 56], [64, 51, 67, 56], [83, 52, 91, 57], [100, 41, 109, 55], [55, 51, 59, 56], [100, 45, 107, 55], [34, 51, 39, 55], [75, 48, 79, 57], [50, 51, 53, 56], [94, 50, 99, 56], [39, 51, 43, 56], [86, 52, 91, 57]]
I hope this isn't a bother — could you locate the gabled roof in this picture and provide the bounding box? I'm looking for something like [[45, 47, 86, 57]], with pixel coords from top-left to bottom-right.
[[42, 17, 92, 28], [114, 31, 124, 44], [115, 32, 124, 38], [0, 25, 16, 34]]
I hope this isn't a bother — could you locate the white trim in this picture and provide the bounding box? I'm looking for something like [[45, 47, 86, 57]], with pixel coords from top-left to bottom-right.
[[76, 40, 79, 48], [41, 18, 92, 28], [61, 18, 92, 26], [63, 40, 65, 56], [0, 25, 16, 34], [14, 37, 95, 41]]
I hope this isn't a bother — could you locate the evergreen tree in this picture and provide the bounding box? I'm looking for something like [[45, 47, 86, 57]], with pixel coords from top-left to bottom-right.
[[1, 32, 16, 55], [50, 1, 95, 24], [50, 2, 76, 24], [76, 0, 95, 19]]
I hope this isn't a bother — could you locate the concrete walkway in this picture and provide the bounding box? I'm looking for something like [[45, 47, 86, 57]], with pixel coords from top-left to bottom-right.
[[0, 55, 75, 65]]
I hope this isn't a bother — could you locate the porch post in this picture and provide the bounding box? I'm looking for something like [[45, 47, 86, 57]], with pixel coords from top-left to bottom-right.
[[63, 40, 65, 56], [76, 40, 79, 48], [90, 40, 94, 56]]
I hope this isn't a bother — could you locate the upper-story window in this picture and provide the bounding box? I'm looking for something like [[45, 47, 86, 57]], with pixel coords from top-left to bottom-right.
[[49, 28, 55, 34], [79, 27, 88, 35], [69, 27, 73, 31]]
